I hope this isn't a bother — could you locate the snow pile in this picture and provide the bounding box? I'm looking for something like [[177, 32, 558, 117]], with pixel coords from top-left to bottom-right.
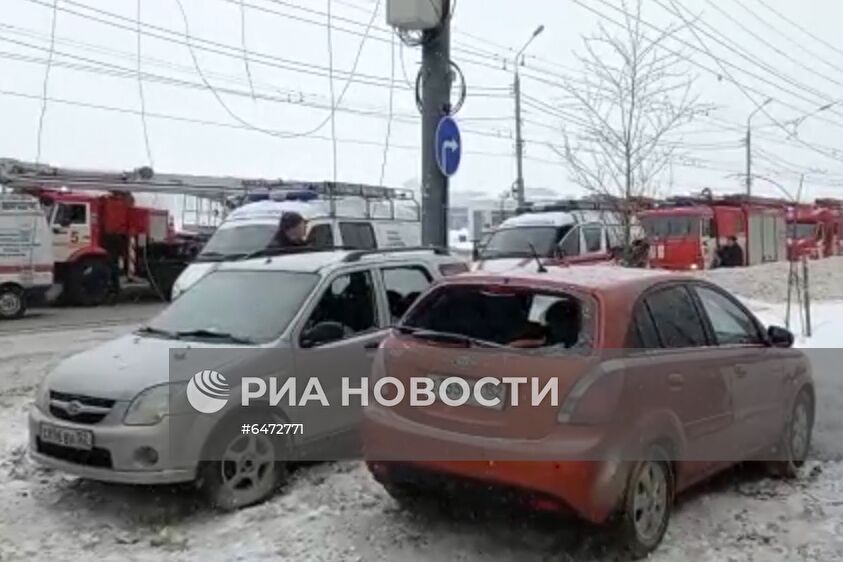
[[701, 256, 843, 302]]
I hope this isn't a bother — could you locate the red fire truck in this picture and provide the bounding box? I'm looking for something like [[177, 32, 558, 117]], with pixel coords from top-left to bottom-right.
[[0, 160, 220, 305], [806, 198, 843, 258], [639, 194, 788, 270]]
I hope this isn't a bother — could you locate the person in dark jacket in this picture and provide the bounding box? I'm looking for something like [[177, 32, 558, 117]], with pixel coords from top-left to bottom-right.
[[717, 236, 745, 267], [271, 212, 309, 248]]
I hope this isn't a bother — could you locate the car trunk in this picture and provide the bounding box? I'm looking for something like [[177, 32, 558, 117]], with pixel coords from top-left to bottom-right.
[[382, 337, 599, 440], [383, 281, 599, 440]]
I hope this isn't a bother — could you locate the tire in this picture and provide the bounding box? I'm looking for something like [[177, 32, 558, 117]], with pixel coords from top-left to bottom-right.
[[198, 416, 291, 512], [0, 285, 26, 320], [768, 389, 814, 479], [614, 446, 674, 559], [64, 256, 113, 307], [381, 479, 424, 509]]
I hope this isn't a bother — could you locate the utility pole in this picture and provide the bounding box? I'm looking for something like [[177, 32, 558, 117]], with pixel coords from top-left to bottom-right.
[[420, 0, 451, 247], [514, 70, 525, 208], [746, 98, 773, 198], [512, 25, 544, 209]]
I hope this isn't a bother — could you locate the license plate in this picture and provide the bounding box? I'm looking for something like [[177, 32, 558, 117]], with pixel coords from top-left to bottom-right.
[[430, 375, 506, 410], [40, 423, 93, 451]]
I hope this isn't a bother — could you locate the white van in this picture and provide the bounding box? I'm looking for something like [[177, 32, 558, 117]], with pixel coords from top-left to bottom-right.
[[474, 200, 644, 271], [0, 194, 54, 319], [171, 185, 421, 299]]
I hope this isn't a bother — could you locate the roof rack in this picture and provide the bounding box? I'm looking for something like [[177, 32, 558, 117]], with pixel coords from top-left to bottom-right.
[[516, 198, 620, 214], [342, 247, 450, 263]]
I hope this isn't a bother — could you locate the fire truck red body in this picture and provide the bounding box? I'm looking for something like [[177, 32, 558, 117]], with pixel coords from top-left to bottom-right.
[[796, 199, 843, 259], [639, 196, 788, 270], [33, 189, 198, 305]]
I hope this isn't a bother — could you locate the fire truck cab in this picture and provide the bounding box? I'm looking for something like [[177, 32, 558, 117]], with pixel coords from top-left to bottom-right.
[[640, 196, 787, 270], [793, 200, 843, 260]]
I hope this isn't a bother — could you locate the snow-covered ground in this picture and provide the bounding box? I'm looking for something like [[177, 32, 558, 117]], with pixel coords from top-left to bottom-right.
[[2, 263, 843, 561]]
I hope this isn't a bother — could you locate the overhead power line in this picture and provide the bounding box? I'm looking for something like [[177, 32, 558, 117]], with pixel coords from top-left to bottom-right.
[[35, 0, 58, 164]]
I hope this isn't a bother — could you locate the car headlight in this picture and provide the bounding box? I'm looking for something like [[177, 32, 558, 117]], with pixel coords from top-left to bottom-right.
[[124, 383, 185, 426], [35, 376, 50, 412]]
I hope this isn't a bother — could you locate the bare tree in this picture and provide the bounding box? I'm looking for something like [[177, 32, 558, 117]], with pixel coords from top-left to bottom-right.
[[559, 0, 708, 244]]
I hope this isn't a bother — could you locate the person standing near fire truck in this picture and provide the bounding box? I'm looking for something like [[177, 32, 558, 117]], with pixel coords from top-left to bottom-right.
[[717, 236, 744, 268]]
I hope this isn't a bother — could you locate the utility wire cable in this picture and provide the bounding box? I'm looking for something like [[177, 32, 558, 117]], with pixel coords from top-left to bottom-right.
[[239, 0, 256, 99], [326, 0, 338, 182], [171, 0, 382, 141], [379, 32, 395, 186], [662, 0, 843, 167], [136, 0, 155, 167], [751, 0, 843, 59], [35, 0, 58, 164]]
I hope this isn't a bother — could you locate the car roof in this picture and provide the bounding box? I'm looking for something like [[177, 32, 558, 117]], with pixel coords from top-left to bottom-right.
[[446, 263, 689, 296], [499, 212, 577, 228], [215, 249, 460, 274]]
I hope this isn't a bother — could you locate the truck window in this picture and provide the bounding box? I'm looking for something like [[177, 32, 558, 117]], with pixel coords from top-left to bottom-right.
[[558, 226, 581, 257], [307, 224, 335, 249], [54, 203, 87, 226], [582, 226, 603, 253], [340, 222, 377, 250]]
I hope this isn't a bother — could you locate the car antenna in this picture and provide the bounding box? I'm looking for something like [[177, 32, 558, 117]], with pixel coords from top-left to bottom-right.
[[526, 242, 548, 273]]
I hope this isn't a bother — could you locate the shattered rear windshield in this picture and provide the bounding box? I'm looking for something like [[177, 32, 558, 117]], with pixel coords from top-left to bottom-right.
[[401, 284, 596, 352]]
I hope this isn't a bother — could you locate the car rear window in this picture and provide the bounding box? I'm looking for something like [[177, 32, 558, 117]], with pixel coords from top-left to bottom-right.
[[401, 284, 595, 351]]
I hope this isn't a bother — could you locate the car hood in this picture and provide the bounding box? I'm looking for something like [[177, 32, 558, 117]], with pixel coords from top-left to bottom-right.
[[172, 262, 218, 297], [45, 334, 263, 401]]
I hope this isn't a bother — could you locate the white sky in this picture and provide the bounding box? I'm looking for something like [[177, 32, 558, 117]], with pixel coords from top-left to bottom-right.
[[3, 0, 843, 207]]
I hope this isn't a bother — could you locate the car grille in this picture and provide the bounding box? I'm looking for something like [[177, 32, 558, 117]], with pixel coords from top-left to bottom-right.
[[49, 391, 116, 425], [35, 439, 113, 469]]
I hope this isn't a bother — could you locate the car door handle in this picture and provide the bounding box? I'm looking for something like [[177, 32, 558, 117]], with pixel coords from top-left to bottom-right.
[[734, 366, 748, 378], [364, 341, 382, 351], [667, 373, 684, 390]]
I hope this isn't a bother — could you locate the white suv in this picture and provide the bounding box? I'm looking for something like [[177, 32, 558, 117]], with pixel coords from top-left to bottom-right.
[[30, 248, 468, 510]]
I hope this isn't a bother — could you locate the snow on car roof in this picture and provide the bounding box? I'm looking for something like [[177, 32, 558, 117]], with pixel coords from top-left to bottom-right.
[[499, 212, 577, 228], [217, 249, 457, 274]]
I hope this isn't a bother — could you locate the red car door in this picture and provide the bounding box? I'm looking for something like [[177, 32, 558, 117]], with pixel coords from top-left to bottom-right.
[[691, 284, 787, 458], [637, 285, 735, 480]]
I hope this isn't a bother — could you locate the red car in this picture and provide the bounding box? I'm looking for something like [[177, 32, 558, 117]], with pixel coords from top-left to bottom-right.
[[363, 265, 813, 558]]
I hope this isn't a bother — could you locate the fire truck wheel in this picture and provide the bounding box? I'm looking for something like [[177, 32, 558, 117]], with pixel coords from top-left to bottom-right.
[[65, 256, 113, 307], [0, 285, 26, 320]]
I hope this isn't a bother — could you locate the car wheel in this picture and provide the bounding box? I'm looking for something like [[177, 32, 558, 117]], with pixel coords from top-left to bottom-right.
[[64, 257, 113, 307], [615, 447, 673, 559], [200, 423, 290, 511], [0, 286, 26, 320], [768, 389, 813, 479], [381, 479, 424, 509]]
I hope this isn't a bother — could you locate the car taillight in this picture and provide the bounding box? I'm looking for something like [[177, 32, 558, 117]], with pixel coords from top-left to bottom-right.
[[439, 262, 469, 276], [557, 369, 624, 425]]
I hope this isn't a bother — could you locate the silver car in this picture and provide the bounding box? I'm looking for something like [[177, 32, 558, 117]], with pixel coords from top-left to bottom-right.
[[30, 248, 467, 510]]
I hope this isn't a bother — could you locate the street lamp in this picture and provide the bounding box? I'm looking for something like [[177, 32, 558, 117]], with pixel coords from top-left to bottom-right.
[[513, 25, 545, 208], [746, 97, 773, 198]]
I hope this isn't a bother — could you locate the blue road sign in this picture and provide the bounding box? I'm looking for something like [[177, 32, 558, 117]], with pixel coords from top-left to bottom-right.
[[435, 116, 462, 177]]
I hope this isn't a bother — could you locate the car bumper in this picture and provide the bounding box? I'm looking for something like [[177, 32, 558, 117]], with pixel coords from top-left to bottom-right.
[[28, 406, 196, 485], [362, 406, 628, 524]]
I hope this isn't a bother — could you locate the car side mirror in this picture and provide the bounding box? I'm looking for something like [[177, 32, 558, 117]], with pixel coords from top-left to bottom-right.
[[767, 325, 794, 348], [300, 321, 345, 348]]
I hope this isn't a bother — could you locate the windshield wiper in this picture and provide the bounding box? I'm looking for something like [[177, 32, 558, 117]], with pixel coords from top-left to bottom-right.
[[196, 251, 247, 263], [399, 328, 502, 349], [137, 326, 179, 339], [175, 329, 256, 345]]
